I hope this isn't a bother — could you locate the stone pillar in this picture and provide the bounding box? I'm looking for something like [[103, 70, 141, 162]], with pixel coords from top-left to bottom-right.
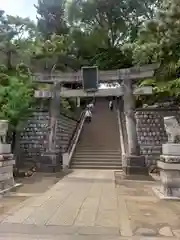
[[123, 79, 148, 175], [41, 82, 61, 172], [0, 120, 15, 194], [153, 116, 180, 199]]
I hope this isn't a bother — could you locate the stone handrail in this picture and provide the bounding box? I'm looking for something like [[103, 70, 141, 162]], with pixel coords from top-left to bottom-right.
[[66, 111, 85, 153], [62, 110, 86, 168]]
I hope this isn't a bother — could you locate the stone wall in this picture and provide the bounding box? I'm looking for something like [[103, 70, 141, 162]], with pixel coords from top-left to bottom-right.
[[18, 107, 49, 168], [18, 104, 79, 170], [135, 108, 180, 166]]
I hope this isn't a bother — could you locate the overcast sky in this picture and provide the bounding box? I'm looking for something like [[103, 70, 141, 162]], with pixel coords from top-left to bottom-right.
[[0, 0, 38, 20]]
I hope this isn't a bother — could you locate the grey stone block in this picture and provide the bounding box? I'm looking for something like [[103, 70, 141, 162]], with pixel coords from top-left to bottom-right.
[[0, 172, 13, 181], [0, 144, 11, 154], [162, 143, 180, 155], [0, 166, 13, 174], [160, 155, 180, 163], [0, 160, 15, 167]]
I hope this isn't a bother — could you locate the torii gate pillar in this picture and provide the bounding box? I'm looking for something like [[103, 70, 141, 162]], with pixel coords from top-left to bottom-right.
[[123, 78, 148, 175]]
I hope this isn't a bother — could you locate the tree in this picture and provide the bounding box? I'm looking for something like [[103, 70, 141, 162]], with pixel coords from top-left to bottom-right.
[[126, 0, 161, 42], [0, 10, 36, 69], [30, 33, 73, 71], [66, 0, 161, 69], [0, 63, 35, 151], [133, 0, 180, 65], [68, 0, 161, 47], [35, 0, 69, 39]]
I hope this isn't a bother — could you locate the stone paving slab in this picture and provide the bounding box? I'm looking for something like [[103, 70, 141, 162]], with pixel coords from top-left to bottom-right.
[[0, 170, 180, 239], [0, 223, 120, 236], [0, 233, 178, 240]]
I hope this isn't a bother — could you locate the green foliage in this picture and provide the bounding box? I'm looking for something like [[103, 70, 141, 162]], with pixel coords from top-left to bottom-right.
[[0, 70, 34, 129], [68, 0, 160, 46], [67, 0, 160, 69], [133, 0, 180, 65], [133, 42, 160, 65], [0, 0, 161, 71], [30, 34, 72, 71], [137, 77, 180, 106]]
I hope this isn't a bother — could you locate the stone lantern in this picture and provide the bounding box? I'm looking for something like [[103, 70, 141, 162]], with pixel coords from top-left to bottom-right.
[[153, 116, 180, 199]]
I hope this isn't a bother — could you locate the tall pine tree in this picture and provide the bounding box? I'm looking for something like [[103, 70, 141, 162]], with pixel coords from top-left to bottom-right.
[[35, 0, 69, 39]]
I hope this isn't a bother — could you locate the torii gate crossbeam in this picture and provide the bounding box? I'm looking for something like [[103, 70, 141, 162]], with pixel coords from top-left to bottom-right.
[[32, 64, 158, 83]]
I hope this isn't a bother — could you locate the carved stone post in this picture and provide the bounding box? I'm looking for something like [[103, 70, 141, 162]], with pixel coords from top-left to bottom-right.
[[123, 78, 148, 175]]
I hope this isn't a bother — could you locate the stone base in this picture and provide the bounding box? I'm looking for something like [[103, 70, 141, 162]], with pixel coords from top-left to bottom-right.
[[38, 163, 62, 173], [152, 186, 180, 201], [37, 153, 62, 172], [157, 160, 180, 198], [123, 155, 148, 175]]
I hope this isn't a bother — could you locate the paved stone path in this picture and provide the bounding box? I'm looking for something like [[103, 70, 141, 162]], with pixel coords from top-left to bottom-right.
[[0, 170, 180, 239]]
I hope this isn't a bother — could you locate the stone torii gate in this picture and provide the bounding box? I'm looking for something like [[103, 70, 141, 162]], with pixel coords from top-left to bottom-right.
[[34, 64, 158, 174]]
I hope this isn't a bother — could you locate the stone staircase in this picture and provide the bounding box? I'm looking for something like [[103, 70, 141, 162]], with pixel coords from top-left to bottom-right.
[[71, 99, 122, 169]]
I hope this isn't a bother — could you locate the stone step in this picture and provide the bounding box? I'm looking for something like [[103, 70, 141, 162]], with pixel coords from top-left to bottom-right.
[[79, 138, 119, 141], [70, 101, 121, 170], [74, 150, 121, 153], [73, 154, 121, 158], [77, 146, 121, 149], [71, 165, 122, 169], [81, 128, 119, 130], [75, 150, 121, 153], [76, 150, 121, 153], [72, 156, 121, 161], [73, 150, 121, 154], [72, 161, 121, 165], [78, 140, 120, 142]]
